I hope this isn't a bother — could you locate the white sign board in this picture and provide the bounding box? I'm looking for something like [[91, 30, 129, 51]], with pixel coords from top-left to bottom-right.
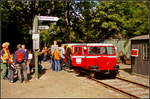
[[32, 34, 39, 39], [38, 16, 59, 21], [38, 26, 49, 30], [32, 34, 40, 49]]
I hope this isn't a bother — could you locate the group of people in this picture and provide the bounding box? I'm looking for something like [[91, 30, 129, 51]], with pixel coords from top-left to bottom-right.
[[41, 47, 49, 62], [0, 42, 33, 83], [0, 40, 73, 83], [49, 41, 72, 72], [39, 41, 72, 72]]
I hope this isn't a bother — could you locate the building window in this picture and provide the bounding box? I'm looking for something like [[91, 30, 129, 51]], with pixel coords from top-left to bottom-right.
[[142, 43, 150, 60]]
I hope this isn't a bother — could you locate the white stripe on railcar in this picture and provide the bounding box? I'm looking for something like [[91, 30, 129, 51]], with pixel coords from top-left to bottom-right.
[[71, 56, 116, 58], [71, 56, 85, 58], [64, 43, 114, 46]]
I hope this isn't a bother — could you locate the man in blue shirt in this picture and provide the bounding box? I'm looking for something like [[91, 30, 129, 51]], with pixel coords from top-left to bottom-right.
[[14, 44, 28, 83]]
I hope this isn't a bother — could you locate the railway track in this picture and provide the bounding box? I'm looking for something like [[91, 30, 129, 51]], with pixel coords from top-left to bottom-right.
[[116, 76, 149, 88], [86, 75, 149, 98], [70, 69, 149, 98]]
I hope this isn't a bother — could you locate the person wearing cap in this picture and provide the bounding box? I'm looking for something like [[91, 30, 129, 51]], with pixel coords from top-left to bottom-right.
[[0, 42, 11, 80]]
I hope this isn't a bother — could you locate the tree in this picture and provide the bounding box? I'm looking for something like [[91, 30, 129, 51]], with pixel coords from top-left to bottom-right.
[[1, 0, 149, 51], [1, 0, 39, 51], [87, 1, 149, 40]]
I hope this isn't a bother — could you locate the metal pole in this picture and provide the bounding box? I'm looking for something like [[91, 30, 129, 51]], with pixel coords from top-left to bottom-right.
[[34, 49, 38, 79], [33, 15, 39, 79]]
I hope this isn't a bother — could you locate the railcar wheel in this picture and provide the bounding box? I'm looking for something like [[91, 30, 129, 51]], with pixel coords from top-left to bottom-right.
[[74, 68, 83, 74], [74, 69, 80, 74], [89, 72, 95, 78], [110, 70, 118, 78]]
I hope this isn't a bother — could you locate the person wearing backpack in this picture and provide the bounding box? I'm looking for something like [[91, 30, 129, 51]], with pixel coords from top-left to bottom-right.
[[14, 44, 28, 83], [0, 42, 11, 80], [22, 45, 31, 76], [53, 47, 61, 72]]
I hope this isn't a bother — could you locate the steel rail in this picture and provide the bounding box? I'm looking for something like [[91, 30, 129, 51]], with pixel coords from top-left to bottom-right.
[[71, 70, 148, 98], [87, 77, 140, 98], [116, 76, 149, 88]]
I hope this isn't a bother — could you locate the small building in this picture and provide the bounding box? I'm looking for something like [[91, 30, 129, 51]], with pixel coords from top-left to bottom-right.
[[131, 34, 150, 76]]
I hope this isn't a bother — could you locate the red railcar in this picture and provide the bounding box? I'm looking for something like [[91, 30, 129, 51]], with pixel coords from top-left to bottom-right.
[[65, 43, 119, 77]]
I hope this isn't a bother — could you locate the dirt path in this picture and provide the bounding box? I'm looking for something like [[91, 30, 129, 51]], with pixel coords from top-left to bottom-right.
[[1, 61, 128, 98]]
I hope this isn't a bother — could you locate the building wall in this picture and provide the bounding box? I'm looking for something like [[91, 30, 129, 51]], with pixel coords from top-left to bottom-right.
[[103, 39, 131, 59], [131, 40, 150, 76]]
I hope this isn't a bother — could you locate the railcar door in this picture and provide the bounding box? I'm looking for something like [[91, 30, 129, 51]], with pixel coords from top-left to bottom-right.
[[97, 46, 117, 71], [71, 46, 86, 67], [85, 46, 100, 70]]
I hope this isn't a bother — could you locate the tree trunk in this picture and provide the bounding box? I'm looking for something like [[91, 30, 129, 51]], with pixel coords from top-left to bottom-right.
[[64, 1, 71, 42]]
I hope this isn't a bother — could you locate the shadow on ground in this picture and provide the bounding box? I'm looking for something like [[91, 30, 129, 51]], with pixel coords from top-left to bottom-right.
[[120, 68, 132, 74], [38, 68, 47, 78], [72, 71, 119, 80], [14, 64, 48, 82]]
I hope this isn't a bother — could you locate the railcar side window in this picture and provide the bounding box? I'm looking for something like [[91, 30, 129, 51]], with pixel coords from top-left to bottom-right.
[[88, 47, 100, 55], [82, 47, 86, 55], [88, 46, 114, 55], [74, 47, 82, 55], [100, 47, 107, 54], [100, 47, 114, 55], [106, 47, 114, 55]]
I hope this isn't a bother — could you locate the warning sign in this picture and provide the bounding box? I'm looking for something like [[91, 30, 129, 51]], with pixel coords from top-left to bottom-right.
[[131, 49, 139, 57]]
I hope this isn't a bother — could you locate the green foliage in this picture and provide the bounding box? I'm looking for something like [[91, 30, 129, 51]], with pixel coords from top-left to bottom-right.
[[1, 0, 149, 49], [87, 1, 149, 39]]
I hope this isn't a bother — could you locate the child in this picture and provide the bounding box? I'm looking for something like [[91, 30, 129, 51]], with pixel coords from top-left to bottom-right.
[[27, 50, 33, 74], [7, 54, 15, 83]]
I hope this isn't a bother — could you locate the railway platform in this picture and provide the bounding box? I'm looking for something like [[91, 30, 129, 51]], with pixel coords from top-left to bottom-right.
[[1, 61, 149, 98], [1, 61, 127, 98]]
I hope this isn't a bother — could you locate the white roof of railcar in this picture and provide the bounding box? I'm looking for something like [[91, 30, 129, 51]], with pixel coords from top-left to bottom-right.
[[87, 43, 114, 46], [64, 43, 114, 46], [64, 43, 86, 46]]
